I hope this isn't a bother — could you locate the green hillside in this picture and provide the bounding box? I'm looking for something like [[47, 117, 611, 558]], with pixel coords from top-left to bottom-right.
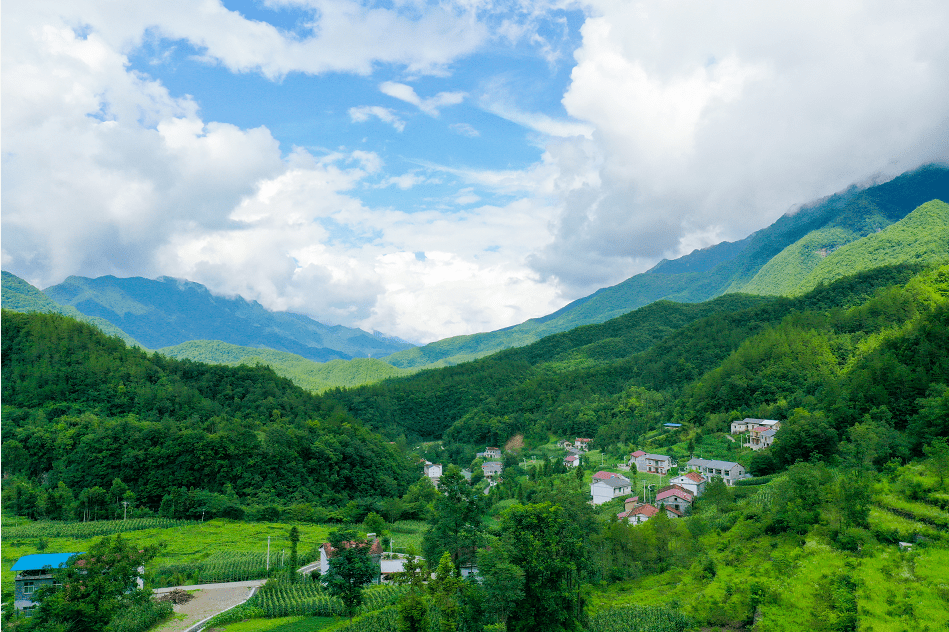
[[0, 310, 417, 510], [43, 274, 414, 362], [384, 164, 949, 368], [740, 199, 948, 295], [328, 263, 948, 456], [1, 271, 141, 347], [797, 199, 949, 292], [158, 339, 416, 392]]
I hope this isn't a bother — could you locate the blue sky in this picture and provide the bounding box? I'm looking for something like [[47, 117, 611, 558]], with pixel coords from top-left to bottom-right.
[[4, 0, 949, 343]]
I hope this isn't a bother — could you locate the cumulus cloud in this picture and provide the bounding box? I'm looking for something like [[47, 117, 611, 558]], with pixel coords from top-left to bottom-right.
[[349, 105, 406, 132], [380, 81, 466, 116], [525, 0, 949, 294]]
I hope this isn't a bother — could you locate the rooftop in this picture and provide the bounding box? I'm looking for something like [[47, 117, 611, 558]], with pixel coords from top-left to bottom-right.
[[12, 553, 82, 572]]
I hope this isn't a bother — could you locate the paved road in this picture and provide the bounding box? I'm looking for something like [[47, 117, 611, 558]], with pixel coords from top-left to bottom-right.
[[152, 580, 265, 632]]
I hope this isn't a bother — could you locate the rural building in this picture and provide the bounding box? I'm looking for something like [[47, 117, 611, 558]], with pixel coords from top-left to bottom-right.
[[618, 503, 659, 525], [592, 471, 630, 484], [655, 485, 694, 514], [669, 471, 706, 497], [630, 452, 672, 475], [685, 458, 748, 486], [482, 461, 503, 478], [12, 553, 81, 615], [730, 418, 781, 434], [477, 447, 502, 459], [591, 477, 632, 505], [574, 438, 592, 452], [423, 461, 442, 485], [749, 426, 778, 450], [564, 454, 580, 467]]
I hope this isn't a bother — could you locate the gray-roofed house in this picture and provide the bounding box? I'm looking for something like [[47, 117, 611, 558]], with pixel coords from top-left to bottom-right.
[[591, 477, 632, 505], [482, 461, 503, 479], [685, 458, 748, 486], [632, 452, 672, 475]]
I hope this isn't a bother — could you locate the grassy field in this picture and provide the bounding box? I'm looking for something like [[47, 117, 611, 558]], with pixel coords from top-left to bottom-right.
[[1, 517, 428, 595]]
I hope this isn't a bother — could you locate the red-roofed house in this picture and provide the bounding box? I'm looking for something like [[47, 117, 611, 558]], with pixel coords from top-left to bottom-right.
[[669, 471, 706, 497], [564, 454, 580, 468], [655, 485, 693, 514], [574, 438, 592, 452], [665, 506, 684, 519], [592, 471, 630, 484], [622, 503, 659, 525]]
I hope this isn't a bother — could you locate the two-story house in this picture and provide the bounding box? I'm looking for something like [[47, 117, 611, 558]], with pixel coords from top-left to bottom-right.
[[12, 553, 81, 615], [685, 458, 748, 486]]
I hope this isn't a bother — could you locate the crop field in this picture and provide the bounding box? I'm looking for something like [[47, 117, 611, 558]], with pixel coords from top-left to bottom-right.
[[2, 517, 422, 594], [216, 615, 338, 631], [585, 605, 694, 632], [249, 579, 407, 618]]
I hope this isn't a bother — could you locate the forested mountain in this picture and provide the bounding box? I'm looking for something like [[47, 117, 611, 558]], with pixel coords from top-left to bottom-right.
[[383, 165, 949, 368], [1, 271, 140, 347], [0, 311, 417, 514], [41, 274, 414, 362], [327, 263, 949, 469]]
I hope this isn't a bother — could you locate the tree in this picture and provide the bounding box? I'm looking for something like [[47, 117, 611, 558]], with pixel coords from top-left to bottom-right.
[[323, 529, 378, 623], [423, 466, 484, 571], [477, 549, 525, 628], [771, 408, 838, 467], [429, 553, 462, 632], [28, 535, 163, 632], [485, 502, 585, 632], [288, 526, 300, 582], [396, 554, 430, 632]]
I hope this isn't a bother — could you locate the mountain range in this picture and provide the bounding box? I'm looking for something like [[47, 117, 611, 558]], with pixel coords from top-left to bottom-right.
[[2, 163, 947, 389]]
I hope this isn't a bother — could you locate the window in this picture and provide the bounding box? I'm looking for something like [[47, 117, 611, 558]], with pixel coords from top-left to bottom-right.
[[23, 581, 35, 595]]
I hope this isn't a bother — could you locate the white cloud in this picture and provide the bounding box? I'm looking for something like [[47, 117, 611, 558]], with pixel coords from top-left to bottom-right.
[[526, 0, 949, 294], [450, 122, 480, 137], [380, 81, 466, 116], [349, 105, 406, 132]]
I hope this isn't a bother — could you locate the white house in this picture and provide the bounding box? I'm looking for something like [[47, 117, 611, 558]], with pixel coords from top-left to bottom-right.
[[591, 477, 632, 505], [423, 462, 442, 485], [669, 471, 706, 497], [482, 461, 503, 479], [574, 438, 592, 452], [618, 503, 659, 525], [564, 454, 580, 468], [631, 452, 672, 475], [731, 418, 781, 434], [592, 471, 630, 484], [477, 447, 502, 459], [685, 458, 748, 486]]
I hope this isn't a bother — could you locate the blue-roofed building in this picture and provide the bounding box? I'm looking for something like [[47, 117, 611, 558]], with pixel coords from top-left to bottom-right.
[[12, 553, 82, 615]]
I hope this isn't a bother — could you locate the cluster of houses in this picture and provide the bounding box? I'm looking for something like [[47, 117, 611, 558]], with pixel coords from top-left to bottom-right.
[[731, 418, 781, 450]]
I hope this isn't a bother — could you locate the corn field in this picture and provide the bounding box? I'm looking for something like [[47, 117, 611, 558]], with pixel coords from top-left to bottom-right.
[[4, 518, 191, 540], [246, 579, 408, 618], [345, 606, 400, 632], [585, 605, 693, 632], [152, 551, 286, 586]]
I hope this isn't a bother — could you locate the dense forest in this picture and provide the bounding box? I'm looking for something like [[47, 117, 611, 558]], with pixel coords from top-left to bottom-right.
[[1, 311, 418, 519], [328, 263, 949, 469]]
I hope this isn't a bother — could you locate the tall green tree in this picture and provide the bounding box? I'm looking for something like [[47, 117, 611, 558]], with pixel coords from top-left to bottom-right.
[[423, 466, 484, 570], [27, 535, 164, 632], [484, 502, 585, 632], [324, 529, 378, 624], [288, 526, 300, 582]]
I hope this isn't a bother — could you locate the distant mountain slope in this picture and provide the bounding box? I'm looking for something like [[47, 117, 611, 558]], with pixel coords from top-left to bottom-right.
[[43, 275, 415, 362], [158, 339, 416, 392], [384, 164, 949, 368], [1, 271, 141, 347], [796, 199, 949, 292]]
